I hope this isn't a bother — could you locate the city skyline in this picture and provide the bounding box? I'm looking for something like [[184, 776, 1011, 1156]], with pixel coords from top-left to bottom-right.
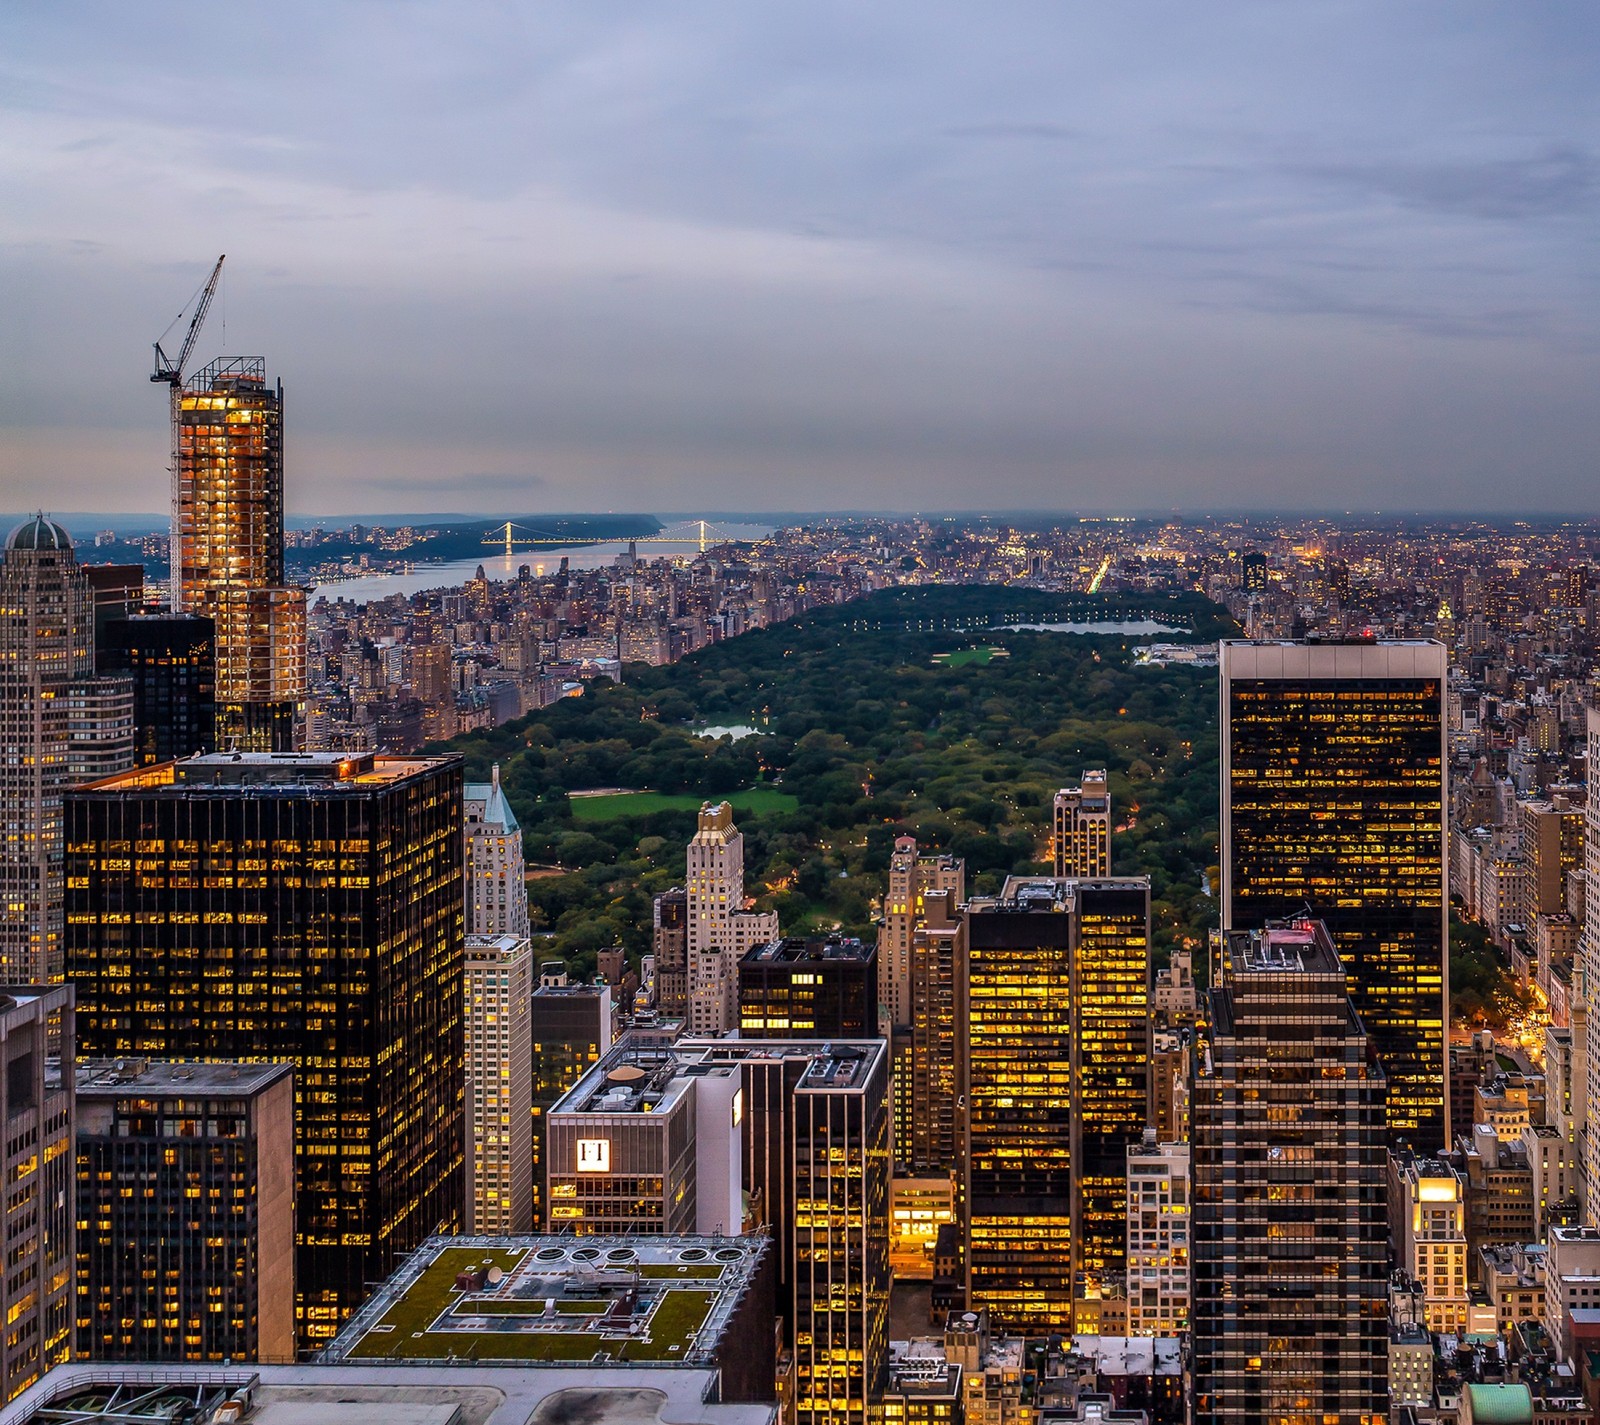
[[5, 6, 1600, 515]]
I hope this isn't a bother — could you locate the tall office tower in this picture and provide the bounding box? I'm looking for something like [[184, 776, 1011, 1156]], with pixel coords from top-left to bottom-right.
[[1192, 921, 1388, 1425], [174, 359, 305, 751], [739, 936, 877, 1038], [682, 1037, 890, 1425], [97, 614, 216, 765], [465, 934, 532, 1233], [1125, 1133, 1191, 1336], [464, 764, 530, 938], [685, 802, 778, 1034], [957, 877, 1151, 1333], [530, 981, 612, 1229], [1221, 638, 1448, 1146], [1, 518, 97, 982], [74, 1059, 295, 1363], [878, 837, 966, 1031], [64, 750, 465, 1348], [652, 888, 689, 1016], [907, 888, 961, 1173], [1052, 771, 1111, 878], [0, 985, 75, 1402]]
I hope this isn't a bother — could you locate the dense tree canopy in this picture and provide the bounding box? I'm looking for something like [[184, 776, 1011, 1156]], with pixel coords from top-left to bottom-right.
[[442, 587, 1233, 978]]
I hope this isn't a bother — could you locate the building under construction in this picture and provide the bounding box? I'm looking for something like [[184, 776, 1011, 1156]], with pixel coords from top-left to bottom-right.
[[154, 261, 304, 751]]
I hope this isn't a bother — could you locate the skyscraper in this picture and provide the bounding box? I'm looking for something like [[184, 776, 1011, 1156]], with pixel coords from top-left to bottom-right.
[[1221, 638, 1448, 1146], [465, 933, 532, 1233], [0, 984, 75, 1401], [877, 837, 965, 1030], [1192, 920, 1388, 1424], [683, 1037, 891, 1425], [464, 765, 530, 938], [74, 1059, 296, 1363], [97, 613, 216, 766], [64, 750, 465, 1348], [907, 887, 961, 1174], [957, 876, 1150, 1333], [0, 516, 131, 982], [685, 802, 778, 1034], [174, 359, 305, 751], [1052, 770, 1111, 878], [652, 887, 689, 1017]]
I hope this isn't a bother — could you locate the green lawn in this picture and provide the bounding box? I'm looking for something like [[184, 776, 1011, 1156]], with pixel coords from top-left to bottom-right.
[[571, 786, 798, 822], [932, 645, 1005, 667]]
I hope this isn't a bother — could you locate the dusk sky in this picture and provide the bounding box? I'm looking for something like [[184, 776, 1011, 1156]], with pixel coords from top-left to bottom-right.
[[4, 4, 1599, 517]]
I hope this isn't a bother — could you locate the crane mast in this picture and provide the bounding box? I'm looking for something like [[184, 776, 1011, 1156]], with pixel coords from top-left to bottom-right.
[[151, 255, 225, 609]]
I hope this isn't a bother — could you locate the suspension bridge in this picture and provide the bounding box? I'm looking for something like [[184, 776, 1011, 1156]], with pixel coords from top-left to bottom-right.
[[481, 519, 752, 557]]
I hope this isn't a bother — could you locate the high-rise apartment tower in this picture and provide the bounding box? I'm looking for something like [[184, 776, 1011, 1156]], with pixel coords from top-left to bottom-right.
[[174, 359, 305, 751], [1221, 638, 1448, 1145]]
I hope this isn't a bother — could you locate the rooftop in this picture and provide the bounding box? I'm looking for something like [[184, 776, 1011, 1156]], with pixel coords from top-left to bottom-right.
[[324, 1235, 770, 1367], [1224, 920, 1344, 977], [0, 1364, 774, 1425], [741, 936, 872, 966], [79, 751, 454, 792], [73, 1059, 291, 1098]]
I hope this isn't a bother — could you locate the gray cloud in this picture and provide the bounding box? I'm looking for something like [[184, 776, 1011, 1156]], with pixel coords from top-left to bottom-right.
[[2, 2, 1600, 514]]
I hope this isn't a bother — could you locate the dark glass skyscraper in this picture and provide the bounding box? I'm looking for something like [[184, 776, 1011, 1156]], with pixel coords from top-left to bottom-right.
[[63, 751, 465, 1349], [1221, 638, 1448, 1146], [1192, 920, 1388, 1424], [97, 614, 216, 766], [957, 876, 1150, 1333], [738, 935, 877, 1039]]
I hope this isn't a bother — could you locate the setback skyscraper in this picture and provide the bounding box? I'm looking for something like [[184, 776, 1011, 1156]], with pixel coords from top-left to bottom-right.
[[1192, 920, 1388, 1424], [1052, 770, 1111, 878], [685, 802, 778, 1034], [1221, 637, 1448, 1145], [64, 750, 465, 1348]]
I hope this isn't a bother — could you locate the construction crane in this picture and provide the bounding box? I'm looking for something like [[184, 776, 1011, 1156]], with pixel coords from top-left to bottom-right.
[[150, 255, 225, 609]]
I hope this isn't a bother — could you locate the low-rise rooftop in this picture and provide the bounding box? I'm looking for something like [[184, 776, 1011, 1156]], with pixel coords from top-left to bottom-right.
[[324, 1235, 770, 1368]]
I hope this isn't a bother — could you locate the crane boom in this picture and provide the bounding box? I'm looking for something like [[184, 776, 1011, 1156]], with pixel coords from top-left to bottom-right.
[[151, 254, 225, 386]]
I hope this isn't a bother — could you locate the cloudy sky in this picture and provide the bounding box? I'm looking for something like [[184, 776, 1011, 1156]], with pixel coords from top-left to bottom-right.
[[3, 3, 1599, 516]]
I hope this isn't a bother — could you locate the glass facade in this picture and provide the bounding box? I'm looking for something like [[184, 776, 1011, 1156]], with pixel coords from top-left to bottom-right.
[[97, 615, 216, 767], [1222, 640, 1448, 1146], [959, 878, 1151, 1332], [62, 753, 465, 1349]]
